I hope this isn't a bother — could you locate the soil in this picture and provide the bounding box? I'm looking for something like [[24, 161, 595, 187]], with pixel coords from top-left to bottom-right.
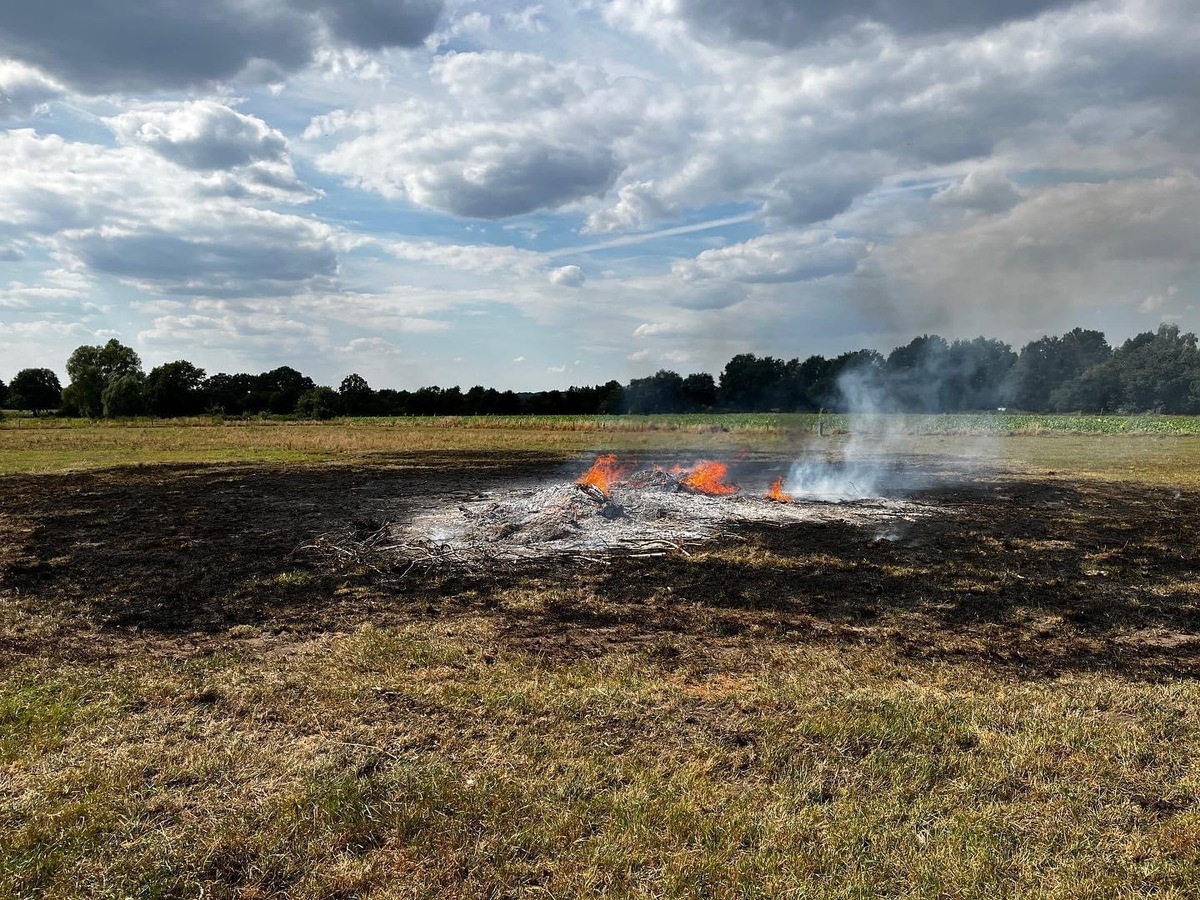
[[3, 449, 1199, 679]]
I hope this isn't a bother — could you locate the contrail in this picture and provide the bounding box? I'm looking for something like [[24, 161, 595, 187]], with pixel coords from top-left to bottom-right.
[[871, 177, 957, 196], [558, 212, 759, 256]]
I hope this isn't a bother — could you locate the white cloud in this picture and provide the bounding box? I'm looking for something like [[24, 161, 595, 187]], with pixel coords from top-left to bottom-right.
[[672, 230, 869, 283], [107, 101, 288, 171], [384, 239, 544, 276], [549, 265, 585, 286], [0, 129, 337, 297], [0, 59, 62, 118], [632, 321, 682, 337], [932, 168, 1022, 214], [4, 0, 1200, 389], [338, 336, 403, 355], [310, 50, 653, 218]]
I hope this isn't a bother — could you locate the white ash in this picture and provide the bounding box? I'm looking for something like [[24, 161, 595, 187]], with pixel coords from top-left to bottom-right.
[[391, 474, 938, 564]]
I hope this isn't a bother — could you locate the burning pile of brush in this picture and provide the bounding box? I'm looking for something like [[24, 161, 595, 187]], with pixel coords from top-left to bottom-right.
[[576, 454, 742, 502], [576, 454, 797, 505], [292, 453, 935, 575]]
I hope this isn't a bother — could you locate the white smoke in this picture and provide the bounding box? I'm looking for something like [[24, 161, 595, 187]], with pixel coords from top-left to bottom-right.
[[784, 361, 995, 501]]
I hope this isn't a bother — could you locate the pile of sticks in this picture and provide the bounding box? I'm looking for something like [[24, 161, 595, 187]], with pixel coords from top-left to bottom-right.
[[296, 519, 714, 579]]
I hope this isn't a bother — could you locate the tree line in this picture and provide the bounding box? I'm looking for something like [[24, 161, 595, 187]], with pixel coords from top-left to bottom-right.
[[3, 324, 1200, 418]]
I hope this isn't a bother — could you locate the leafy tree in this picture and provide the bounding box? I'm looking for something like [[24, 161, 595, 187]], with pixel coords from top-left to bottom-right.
[[374, 388, 413, 416], [884, 334, 950, 411], [944, 338, 1017, 410], [827, 350, 885, 412], [65, 339, 143, 417], [1116, 324, 1200, 413], [1053, 324, 1200, 413], [101, 373, 145, 418], [719, 354, 787, 411], [296, 386, 341, 419], [253, 366, 314, 414], [1049, 362, 1123, 413], [0, 376, 7, 408], [789, 354, 835, 410], [495, 389, 524, 415], [525, 389, 566, 415], [463, 385, 490, 415], [203, 373, 256, 415], [772, 357, 819, 412], [8, 368, 62, 415], [144, 360, 207, 417], [681, 373, 717, 411], [1006, 328, 1110, 411], [408, 386, 446, 416], [626, 370, 684, 414], [596, 380, 624, 414], [441, 386, 464, 414], [338, 373, 375, 416]]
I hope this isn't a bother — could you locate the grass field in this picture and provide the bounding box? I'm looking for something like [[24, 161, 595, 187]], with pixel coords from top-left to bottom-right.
[[3, 418, 1200, 897], [3, 413, 1200, 483]]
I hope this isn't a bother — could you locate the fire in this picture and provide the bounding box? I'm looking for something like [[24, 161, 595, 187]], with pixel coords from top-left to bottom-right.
[[766, 476, 793, 503], [577, 453, 630, 497], [677, 460, 739, 496]]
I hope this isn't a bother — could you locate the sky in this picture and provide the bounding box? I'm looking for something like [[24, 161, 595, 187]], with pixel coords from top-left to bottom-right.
[[1, 0, 1198, 391]]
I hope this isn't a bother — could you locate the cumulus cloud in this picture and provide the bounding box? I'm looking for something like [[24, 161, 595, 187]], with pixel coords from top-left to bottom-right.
[[584, 181, 677, 233], [0, 129, 338, 298], [0, 59, 63, 118], [310, 50, 647, 217], [669, 0, 1080, 48], [549, 265, 585, 286], [587, 0, 1200, 248], [105, 101, 318, 201], [70, 214, 338, 297], [673, 230, 869, 283], [6, 0, 1200, 387], [309, 0, 442, 50], [315, 112, 620, 217], [432, 51, 606, 115], [138, 305, 324, 353], [107, 102, 288, 171], [932, 168, 1022, 213], [0, 0, 444, 93]]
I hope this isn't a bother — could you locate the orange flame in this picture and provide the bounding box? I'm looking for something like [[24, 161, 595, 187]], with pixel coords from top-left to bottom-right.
[[677, 460, 739, 496], [766, 476, 793, 503], [577, 454, 630, 497]]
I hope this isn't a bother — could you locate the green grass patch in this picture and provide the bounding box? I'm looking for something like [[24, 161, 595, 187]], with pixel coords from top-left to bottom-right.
[[0, 678, 98, 764]]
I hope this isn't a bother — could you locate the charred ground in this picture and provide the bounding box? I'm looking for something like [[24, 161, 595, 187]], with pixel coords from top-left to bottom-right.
[[3, 451, 1198, 679]]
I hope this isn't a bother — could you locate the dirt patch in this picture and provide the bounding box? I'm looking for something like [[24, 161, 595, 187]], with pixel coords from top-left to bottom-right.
[[2, 451, 1200, 678]]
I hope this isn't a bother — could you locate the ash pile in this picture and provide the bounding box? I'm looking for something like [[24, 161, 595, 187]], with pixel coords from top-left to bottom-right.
[[304, 456, 938, 573]]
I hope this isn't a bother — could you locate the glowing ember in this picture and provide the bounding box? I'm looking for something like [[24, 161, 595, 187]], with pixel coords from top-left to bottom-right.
[[576, 454, 631, 497], [766, 476, 794, 503], [677, 460, 739, 496]]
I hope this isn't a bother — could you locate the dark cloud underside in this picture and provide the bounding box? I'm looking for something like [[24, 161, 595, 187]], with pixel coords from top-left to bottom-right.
[[0, 0, 443, 92], [679, 0, 1083, 46]]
